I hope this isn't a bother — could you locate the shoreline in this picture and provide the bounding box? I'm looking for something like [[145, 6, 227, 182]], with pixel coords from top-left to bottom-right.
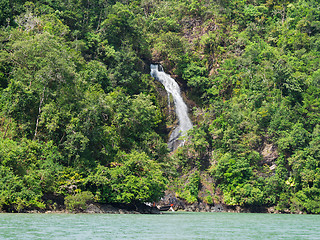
[[0, 202, 306, 214]]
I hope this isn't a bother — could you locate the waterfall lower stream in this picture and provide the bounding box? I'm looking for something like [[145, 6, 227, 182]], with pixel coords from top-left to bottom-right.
[[150, 64, 193, 151]]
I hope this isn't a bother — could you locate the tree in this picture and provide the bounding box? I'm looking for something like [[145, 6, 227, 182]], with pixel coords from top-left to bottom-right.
[[85, 151, 166, 204]]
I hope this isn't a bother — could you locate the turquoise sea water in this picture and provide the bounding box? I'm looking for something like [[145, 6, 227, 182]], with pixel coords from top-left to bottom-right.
[[0, 212, 319, 239]]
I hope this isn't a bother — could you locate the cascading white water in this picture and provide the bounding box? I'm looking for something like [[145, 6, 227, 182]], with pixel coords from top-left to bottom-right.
[[150, 64, 193, 150]]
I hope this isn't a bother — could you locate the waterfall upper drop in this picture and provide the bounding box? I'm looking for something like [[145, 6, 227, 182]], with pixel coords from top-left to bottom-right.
[[150, 64, 193, 151]]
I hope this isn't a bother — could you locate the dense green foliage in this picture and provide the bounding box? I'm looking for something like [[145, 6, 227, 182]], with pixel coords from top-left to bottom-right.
[[167, 0, 320, 213], [0, 0, 319, 213], [0, 0, 168, 212], [64, 191, 94, 212]]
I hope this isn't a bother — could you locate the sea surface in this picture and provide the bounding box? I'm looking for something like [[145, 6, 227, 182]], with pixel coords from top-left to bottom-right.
[[0, 212, 319, 239]]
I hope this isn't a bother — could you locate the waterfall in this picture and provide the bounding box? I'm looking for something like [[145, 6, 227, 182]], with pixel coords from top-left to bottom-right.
[[150, 64, 193, 151]]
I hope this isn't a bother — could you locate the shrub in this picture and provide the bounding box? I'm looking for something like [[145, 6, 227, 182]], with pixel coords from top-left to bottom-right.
[[64, 191, 94, 212]]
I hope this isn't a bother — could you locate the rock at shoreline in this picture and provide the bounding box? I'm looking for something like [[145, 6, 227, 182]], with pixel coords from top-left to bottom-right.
[[83, 203, 160, 214]]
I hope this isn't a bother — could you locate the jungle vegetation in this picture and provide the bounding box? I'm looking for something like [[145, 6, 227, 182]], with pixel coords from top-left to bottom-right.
[[0, 0, 319, 213]]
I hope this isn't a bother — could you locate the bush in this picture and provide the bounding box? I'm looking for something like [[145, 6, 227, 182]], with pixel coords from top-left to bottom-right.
[[64, 191, 94, 212], [178, 170, 200, 204]]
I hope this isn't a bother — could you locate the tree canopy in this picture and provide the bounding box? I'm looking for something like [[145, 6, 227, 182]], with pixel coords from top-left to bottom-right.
[[0, 0, 319, 213]]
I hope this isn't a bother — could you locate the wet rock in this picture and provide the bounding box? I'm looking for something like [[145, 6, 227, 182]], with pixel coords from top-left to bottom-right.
[[82, 203, 159, 214], [212, 204, 224, 212], [99, 204, 120, 214], [85, 204, 104, 214]]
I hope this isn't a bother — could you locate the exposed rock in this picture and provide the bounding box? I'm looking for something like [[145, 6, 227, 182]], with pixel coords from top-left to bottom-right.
[[157, 190, 226, 213], [261, 143, 279, 164], [82, 203, 160, 214], [84, 204, 118, 214], [267, 206, 276, 213], [157, 190, 278, 214], [269, 164, 277, 171], [212, 204, 224, 212]]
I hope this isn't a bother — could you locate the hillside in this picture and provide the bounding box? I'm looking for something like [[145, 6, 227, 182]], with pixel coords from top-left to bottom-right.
[[0, 0, 319, 213]]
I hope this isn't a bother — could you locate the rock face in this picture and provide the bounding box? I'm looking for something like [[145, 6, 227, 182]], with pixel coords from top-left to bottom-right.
[[84, 204, 119, 214], [83, 203, 160, 214], [151, 64, 193, 151], [261, 143, 279, 163], [21, 202, 160, 214], [157, 191, 275, 213], [260, 142, 279, 171], [156, 192, 224, 212]]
